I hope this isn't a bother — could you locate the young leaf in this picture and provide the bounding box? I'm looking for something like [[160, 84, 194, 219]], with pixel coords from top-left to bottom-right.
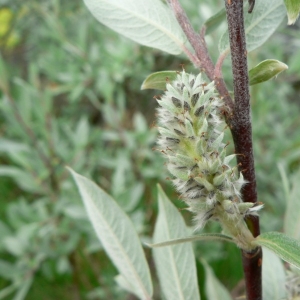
[[219, 0, 286, 54], [262, 248, 286, 300], [141, 71, 178, 91], [284, 0, 300, 24], [83, 0, 186, 55], [69, 168, 153, 300], [284, 170, 300, 240], [153, 185, 200, 300], [0, 284, 17, 300], [203, 8, 226, 35], [249, 59, 288, 86], [202, 260, 233, 300], [147, 233, 234, 248], [253, 232, 300, 269], [12, 277, 33, 300], [0, 53, 9, 94]]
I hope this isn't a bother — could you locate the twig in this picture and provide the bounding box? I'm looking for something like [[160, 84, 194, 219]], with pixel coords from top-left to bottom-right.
[[4, 90, 59, 186], [167, 0, 234, 112], [224, 0, 262, 299]]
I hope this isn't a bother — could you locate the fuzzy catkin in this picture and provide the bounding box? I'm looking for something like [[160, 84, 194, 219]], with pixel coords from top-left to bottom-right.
[[156, 71, 262, 236]]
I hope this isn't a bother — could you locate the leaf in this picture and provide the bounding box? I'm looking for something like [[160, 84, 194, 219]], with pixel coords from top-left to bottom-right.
[[0, 260, 15, 280], [249, 59, 288, 85], [284, 0, 300, 24], [69, 168, 153, 300], [12, 277, 33, 300], [253, 232, 300, 269], [202, 260, 232, 300], [0, 139, 29, 153], [0, 53, 9, 93], [204, 8, 226, 35], [284, 170, 300, 240], [83, 0, 186, 55], [0, 166, 44, 194], [219, 0, 286, 54], [262, 248, 286, 300], [152, 185, 200, 300], [141, 71, 178, 91], [147, 233, 234, 248], [0, 284, 18, 300]]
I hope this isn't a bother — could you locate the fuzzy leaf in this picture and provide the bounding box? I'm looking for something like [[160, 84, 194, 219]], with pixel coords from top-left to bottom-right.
[[249, 59, 288, 85], [202, 260, 232, 300], [83, 0, 185, 55], [284, 170, 300, 240], [147, 233, 234, 248], [284, 0, 300, 24], [219, 0, 286, 54], [153, 185, 200, 300], [204, 8, 226, 35], [262, 248, 286, 300], [141, 71, 178, 90], [13, 277, 33, 300], [253, 232, 300, 269], [69, 168, 153, 299]]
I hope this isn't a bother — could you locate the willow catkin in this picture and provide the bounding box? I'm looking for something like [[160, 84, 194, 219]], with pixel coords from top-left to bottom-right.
[[156, 71, 262, 249]]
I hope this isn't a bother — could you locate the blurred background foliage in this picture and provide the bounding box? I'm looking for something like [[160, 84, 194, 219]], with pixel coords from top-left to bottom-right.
[[0, 0, 300, 299]]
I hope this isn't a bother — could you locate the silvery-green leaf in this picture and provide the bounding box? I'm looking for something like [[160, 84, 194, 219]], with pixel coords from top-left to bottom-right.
[[262, 248, 286, 300], [12, 277, 33, 300], [284, 0, 300, 24], [83, 0, 186, 55], [284, 170, 300, 240], [69, 169, 153, 299], [147, 233, 234, 248], [141, 71, 178, 91], [253, 232, 300, 269], [204, 8, 226, 35], [249, 59, 288, 86], [219, 0, 286, 54], [115, 274, 141, 296], [202, 260, 232, 300], [0, 284, 17, 300], [153, 185, 200, 300], [277, 162, 290, 201]]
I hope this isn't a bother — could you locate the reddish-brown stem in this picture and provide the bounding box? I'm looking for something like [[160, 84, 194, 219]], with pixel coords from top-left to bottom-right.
[[242, 248, 263, 300], [224, 0, 261, 299], [167, 0, 234, 111]]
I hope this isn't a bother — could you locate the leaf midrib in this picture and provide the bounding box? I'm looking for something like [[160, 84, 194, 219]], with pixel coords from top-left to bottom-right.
[[85, 185, 151, 299], [86, 0, 184, 50]]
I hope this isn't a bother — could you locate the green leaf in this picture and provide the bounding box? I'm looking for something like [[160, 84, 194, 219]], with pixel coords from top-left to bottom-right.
[[152, 185, 200, 300], [141, 71, 178, 90], [0, 260, 15, 280], [219, 0, 286, 54], [0, 166, 44, 194], [12, 277, 33, 300], [0, 53, 9, 93], [262, 248, 286, 300], [83, 0, 186, 55], [253, 232, 300, 269], [202, 260, 232, 300], [69, 168, 153, 300], [204, 8, 226, 35], [284, 169, 300, 240], [0, 284, 18, 300], [147, 233, 234, 248], [284, 0, 300, 24], [249, 59, 288, 86]]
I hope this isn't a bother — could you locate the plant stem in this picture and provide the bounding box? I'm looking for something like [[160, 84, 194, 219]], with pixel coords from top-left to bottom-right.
[[224, 0, 262, 299], [167, 0, 234, 111]]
